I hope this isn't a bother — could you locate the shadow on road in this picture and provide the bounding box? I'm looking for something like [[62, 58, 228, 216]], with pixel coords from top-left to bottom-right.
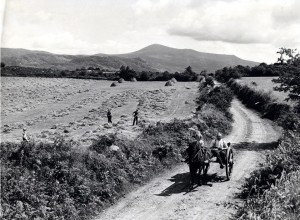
[[232, 141, 278, 151], [155, 172, 191, 196], [156, 171, 229, 197]]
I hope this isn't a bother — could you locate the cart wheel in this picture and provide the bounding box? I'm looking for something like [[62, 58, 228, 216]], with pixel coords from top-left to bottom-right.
[[225, 148, 233, 180]]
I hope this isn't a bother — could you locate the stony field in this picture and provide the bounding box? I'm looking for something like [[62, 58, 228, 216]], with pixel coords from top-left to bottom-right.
[[1, 77, 199, 146]]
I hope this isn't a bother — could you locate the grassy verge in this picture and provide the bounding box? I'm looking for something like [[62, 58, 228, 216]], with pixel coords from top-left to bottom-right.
[[236, 131, 300, 219], [0, 83, 234, 219]]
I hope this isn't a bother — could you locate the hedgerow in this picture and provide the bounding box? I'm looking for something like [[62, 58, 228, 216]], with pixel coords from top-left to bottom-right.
[[197, 85, 234, 120], [227, 79, 294, 123]]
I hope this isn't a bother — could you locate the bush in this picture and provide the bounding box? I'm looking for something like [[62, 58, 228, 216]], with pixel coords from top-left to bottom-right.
[[197, 104, 232, 138], [197, 85, 233, 118]]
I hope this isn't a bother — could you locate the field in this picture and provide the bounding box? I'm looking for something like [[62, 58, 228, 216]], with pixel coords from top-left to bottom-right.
[[237, 77, 291, 104], [1, 77, 199, 145]]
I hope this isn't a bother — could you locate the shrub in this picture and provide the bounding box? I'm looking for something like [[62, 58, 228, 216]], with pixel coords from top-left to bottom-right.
[[197, 104, 232, 138], [198, 85, 233, 118]]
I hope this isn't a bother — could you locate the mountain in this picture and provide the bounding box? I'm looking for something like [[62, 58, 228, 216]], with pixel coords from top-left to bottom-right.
[[0, 48, 157, 72], [113, 44, 258, 72], [1, 45, 258, 72]]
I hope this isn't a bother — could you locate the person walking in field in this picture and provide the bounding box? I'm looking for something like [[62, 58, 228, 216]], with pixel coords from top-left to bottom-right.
[[132, 109, 139, 125], [107, 109, 112, 123], [210, 132, 228, 168]]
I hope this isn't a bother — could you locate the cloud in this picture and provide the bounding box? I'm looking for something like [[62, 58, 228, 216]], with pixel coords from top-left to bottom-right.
[[2, 0, 300, 63], [167, 0, 300, 46], [271, 0, 300, 25]]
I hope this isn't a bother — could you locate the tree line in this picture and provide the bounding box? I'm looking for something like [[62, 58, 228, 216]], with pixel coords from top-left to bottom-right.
[[1, 63, 212, 82]]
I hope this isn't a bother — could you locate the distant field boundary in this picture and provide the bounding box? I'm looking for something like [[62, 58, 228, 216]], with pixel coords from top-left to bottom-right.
[[1, 65, 203, 82]]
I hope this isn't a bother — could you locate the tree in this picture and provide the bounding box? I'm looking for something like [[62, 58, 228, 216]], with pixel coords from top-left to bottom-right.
[[273, 48, 300, 112], [276, 47, 300, 65], [1, 62, 5, 68], [119, 66, 136, 80]]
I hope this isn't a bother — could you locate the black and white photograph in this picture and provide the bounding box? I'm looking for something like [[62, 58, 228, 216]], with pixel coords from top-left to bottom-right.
[[1, 0, 299, 219]]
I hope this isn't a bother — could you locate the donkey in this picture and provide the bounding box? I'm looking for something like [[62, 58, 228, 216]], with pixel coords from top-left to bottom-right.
[[186, 141, 211, 188]]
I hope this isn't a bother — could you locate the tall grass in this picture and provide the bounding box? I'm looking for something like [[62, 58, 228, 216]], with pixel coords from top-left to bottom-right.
[[237, 131, 300, 219]]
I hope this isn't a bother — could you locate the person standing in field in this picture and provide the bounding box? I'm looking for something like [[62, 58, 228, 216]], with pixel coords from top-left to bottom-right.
[[132, 109, 139, 125], [107, 109, 112, 123], [22, 128, 29, 142]]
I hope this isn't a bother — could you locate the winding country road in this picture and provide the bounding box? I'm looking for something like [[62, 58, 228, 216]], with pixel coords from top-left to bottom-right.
[[95, 99, 281, 220]]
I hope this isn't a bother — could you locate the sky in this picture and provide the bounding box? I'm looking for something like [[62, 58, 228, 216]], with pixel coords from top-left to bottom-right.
[[1, 0, 300, 63]]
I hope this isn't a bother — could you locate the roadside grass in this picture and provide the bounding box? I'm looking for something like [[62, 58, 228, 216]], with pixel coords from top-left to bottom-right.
[[236, 131, 300, 219]]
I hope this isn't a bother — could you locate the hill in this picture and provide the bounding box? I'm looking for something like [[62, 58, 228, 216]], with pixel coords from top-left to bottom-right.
[[114, 44, 258, 72], [1, 48, 157, 72], [1, 45, 258, 72]]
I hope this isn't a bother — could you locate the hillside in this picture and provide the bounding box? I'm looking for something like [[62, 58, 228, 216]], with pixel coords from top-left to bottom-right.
[[1, 45, 258, 72], [1, 48, 157, 72], [115, 44, 258, 72]]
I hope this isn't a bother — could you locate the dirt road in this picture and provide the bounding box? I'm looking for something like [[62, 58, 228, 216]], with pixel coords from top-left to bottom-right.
[[95, 99, 281, 220]]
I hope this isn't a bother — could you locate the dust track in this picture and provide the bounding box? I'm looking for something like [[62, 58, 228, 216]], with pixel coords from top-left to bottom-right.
[[95, 99, 280, 220]]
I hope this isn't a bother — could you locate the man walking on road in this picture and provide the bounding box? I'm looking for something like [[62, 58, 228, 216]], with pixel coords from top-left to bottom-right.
[[132, 109, 139, 125]]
